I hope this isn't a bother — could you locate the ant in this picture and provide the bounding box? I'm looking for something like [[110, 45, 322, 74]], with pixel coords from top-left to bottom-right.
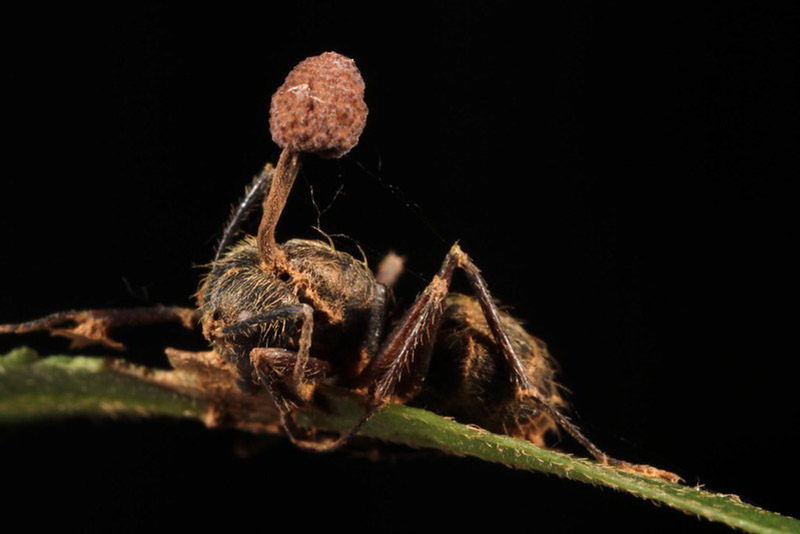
[[0, 52, 678, 482]]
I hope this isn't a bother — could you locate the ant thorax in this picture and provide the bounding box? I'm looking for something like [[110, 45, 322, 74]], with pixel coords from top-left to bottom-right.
[[278, 239, 379, 326]]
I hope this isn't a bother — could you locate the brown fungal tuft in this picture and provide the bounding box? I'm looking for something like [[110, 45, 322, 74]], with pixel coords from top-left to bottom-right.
[[269, 51, 368, 159]]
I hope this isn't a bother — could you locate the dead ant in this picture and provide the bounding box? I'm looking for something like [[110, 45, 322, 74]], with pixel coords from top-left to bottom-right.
[[0, 52, 678, 482]]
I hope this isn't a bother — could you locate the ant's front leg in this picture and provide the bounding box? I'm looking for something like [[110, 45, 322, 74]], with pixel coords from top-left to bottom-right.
[[219, 304, 315, 400], [0, 306, 199, 350], [250, 347, 338, 450], [218, 303, 346, 450]]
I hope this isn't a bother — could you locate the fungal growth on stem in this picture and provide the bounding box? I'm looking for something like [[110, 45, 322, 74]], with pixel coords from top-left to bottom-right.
[[258, 52, 368, 268]]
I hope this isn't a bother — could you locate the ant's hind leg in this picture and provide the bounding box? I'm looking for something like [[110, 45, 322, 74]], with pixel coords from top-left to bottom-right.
[[446, 245, 681, 482], [0, 306, 199, 350], [431, 245, 676, 478], [356, 243, 680, 481]]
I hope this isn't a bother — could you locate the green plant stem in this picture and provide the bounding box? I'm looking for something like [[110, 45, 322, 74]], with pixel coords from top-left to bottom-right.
[[1, 347, 797, 534]]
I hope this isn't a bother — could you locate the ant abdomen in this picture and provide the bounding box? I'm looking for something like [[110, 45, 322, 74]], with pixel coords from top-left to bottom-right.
[[415, 293, 564, 446]]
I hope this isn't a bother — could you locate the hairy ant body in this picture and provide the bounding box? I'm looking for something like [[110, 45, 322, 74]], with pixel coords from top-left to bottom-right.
[[0, 52, 678, 481], [197, 163, 566, 452]]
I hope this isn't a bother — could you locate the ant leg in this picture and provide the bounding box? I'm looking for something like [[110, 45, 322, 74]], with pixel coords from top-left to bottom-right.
[[0, 306, 199, 350], [250, 347, 326, 409], [358, 245, 461, 400], [444, 247, 620, 460], [363, 244, 612, 451], [217, 299, 390, 452], [288, 246, 462, 452], [219, 304, 315, 401], [250, 347, 331, 407], [218, 303, 356, 451], [438, 245, 680, 480], [273, 255, 405, 449], [356, 285, 388, 379], [353, 253, 405, 382], [280, 244, 462, 452], [354, 244, 679, 480], [276, 243, 581, 452], [249, 347, 356, 451]]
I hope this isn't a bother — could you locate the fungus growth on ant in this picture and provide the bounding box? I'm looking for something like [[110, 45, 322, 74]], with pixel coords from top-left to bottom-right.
[[0, 52, 678, 482]]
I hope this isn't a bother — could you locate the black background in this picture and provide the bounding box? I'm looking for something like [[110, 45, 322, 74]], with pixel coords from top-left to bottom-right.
[[2, 3, 798, 532]]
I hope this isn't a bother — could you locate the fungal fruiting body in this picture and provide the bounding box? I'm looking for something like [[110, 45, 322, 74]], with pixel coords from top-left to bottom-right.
[[257, 52, 368, 269], [269, 51, 368, 159]]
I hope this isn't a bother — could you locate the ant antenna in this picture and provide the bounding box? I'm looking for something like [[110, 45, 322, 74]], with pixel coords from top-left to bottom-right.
[[215, 165, 273, 262]]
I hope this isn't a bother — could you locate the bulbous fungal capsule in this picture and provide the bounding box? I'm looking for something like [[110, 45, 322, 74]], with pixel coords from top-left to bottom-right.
[[269, 51, 368, 159]]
